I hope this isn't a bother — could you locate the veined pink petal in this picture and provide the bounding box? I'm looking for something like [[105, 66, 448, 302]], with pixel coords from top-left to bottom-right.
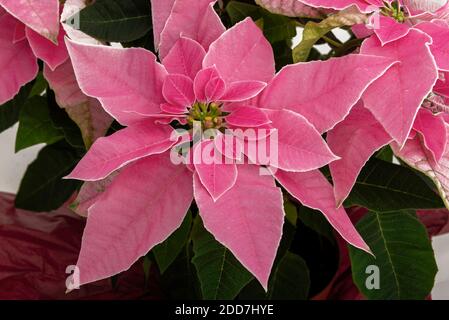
[[150, 0, 176, 49], [220, 81, 267, 102], [361, 29, 438, 145], [0, 0, 60, 42], [0, 15, 38, 105], [297, 0, 378, 12], [352, 23, 373, 39], [274, 169, 371, 254], [26, 24, 68, 70], [44, 59, 88, 107], [225, 106, 271, 128], [66, 121, 177, 181], [392, 125, 449, 209], [205, 75, 226, 102], [194, 66, 224, 102], [76, 154, 193, 286], [65, 39, 167, 125], [162, 74, 195, 108], [403, 0, 448, 14], [258, 54, 397, 133], [203, 18, 275, 84], [162, 37, 206, 80], [327, 103, 393, 206], [415, 21, 449, 71], [374, 15, 410, 45], [413, 108, 447, 162], [193, 140, 238, 201], [160, 103, 188, 114], [194, 164, 284, 290], [44, 60, 113, 147], [67, 99, 113, 148], [70, 172, 119, 217], [258, 109, 339, 171], [159, 0, 225, 59], [255, 0, 324, 18]]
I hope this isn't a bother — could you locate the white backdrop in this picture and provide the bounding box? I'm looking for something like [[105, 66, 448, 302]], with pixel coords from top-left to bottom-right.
[[0, 125, 44, 193]]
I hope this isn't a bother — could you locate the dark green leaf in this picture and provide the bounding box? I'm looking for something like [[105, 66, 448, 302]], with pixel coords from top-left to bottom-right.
[[284, 199, 298, 226], [153, 212, 192, 274], [293, 208, 339, 296], [122, 30, 154, 52], [29, 73, 48, 97], [159, 244, 200, 300], [226, 1, 296, 44], [0, 82, 33, 133], [238, 217, 298, 299], [376, 145, 394, 162], [48, 91, 85, 150], [268, 252, 310, 300], [191, 217, 253, 300], [345, 158, 444, 212], [15, 96, 64, 152], [298, 206, 336, 245], [349, 210, 437, 300], [74, 0, 152, 42], [15, 141, 82, 212], [273, 41, 293, 71]]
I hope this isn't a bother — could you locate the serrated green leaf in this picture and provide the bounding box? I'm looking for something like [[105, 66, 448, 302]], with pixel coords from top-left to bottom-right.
[[191, 217, 253, 300], [153, 212, 192, 274], [345, 159, 444, 212], [74, 0, 152, 42], [349, 210, 437, 300], [15, 141, 82, 212], [15, 96, 64, 152]]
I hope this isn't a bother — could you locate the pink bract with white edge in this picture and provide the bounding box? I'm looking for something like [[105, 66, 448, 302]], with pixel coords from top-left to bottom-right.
[[64, 0, 402, 289]]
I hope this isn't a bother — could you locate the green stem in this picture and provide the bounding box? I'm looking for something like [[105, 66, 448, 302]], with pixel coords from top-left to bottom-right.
[[322, 35, 342, 48]]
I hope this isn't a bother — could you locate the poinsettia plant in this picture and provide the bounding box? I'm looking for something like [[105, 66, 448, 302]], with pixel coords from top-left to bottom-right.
[[1, 0, 449, 300]]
